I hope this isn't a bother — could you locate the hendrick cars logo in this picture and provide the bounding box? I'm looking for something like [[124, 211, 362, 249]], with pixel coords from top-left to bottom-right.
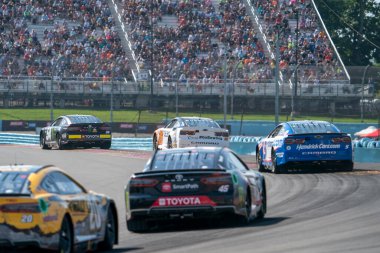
[[296, 144, 341, 151]]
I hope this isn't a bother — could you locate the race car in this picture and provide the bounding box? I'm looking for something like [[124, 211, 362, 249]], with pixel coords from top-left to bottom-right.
[[256, 120, 353, 173], [125, 147, 266, 232], [0, 165, 118, 252], [40, 114, 112, 150], [153, 117, 229, 150]]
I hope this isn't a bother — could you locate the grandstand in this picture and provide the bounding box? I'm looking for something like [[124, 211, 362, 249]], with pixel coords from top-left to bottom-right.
[[0, 0, 377, 117]]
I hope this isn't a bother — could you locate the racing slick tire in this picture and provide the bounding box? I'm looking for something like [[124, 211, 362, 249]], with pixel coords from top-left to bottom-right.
[[98, 207, 116, 250], [101, 142, 111, 149], [256, 181, 266, 219], [235, 190, 252, 225], [153, 135, 158, 150], [167, 137, 173, 149], [40, 133, 51, 150], [127, 218, 149, 233], [58, 216, 73, 253], [256, 149, 265, 172], [57, 134, 66, 150], [271, 149, 285, 174]]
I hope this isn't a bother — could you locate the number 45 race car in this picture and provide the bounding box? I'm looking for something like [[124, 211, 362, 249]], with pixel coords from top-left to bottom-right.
[[153, 117, 229, 150]]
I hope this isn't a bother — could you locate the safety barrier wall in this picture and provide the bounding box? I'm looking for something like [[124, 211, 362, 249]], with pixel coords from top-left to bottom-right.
[[1, 133, 379, 163]]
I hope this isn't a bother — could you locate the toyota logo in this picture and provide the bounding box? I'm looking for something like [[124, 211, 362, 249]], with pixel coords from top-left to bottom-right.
[[175, 174, 183, 181]]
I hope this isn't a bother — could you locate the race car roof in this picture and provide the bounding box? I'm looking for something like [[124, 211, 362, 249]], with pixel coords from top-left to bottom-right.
[[0, 165, 48, 173], [287, 121, 340, 134]]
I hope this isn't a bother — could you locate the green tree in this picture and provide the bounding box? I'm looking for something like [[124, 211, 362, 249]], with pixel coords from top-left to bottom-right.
[[314, 0, 380, 65]]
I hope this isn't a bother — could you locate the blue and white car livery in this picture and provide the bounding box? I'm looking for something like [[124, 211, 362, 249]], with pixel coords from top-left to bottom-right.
[[256, 120, 353, 173]]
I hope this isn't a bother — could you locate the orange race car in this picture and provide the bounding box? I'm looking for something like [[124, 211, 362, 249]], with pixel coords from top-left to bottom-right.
[[0, 165, 118, 253]]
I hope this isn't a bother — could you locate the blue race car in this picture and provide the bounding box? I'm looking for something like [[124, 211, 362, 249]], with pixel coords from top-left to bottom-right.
[[256, 120, 353, 173]]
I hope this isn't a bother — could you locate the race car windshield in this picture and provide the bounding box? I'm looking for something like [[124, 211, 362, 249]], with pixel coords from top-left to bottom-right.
[[184, 119, 220, 128], [0, 172, 30, 194], [151, 150, 216, 171]]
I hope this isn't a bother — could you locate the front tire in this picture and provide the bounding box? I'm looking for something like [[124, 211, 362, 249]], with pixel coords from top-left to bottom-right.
[[58, 216, 73, 253], [98, 207, 116, 250], [40, 134, 51, 150], [101, 142, 111, 149], [256, 149, 265, 172], [167, 137, 173, 149], [153, 135, 158, 150]]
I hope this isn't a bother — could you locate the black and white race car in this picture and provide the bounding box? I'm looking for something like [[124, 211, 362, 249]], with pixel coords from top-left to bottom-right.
[[125, 147, 267, 232], [40, 115, 112, 150]]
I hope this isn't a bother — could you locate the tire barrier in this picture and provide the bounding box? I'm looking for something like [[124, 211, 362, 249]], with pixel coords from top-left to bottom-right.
[[1, 133, 379, 163]]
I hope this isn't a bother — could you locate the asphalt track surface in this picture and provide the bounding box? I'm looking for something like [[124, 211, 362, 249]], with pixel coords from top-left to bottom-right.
[[1, 145, 380, 253]]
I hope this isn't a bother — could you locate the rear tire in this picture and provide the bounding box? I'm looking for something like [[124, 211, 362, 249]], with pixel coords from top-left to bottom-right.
[[101, 142, 111, 149], [256, 181, 266, 219], [57, 134, 65, 150], [235, 191, 252, 225], [271, 149, 285, 174], [127, 218, 149, 233], [98, 207, 116, 250], [58, 216, 73, 253]]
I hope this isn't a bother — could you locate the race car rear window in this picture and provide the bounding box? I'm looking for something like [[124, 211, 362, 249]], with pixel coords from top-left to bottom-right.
[[67, 115, 102, 124], [290, 122, 340, 134], [0, 172, 30, 194], [184, 119, 220, 128], [151, 150, 217, 171]]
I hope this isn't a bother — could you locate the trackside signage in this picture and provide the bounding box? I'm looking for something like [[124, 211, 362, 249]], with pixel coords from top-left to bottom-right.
[[152, 196, 216, 207]]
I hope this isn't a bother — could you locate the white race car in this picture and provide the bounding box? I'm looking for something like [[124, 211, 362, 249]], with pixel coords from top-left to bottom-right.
[[153, 117, 229, 150]]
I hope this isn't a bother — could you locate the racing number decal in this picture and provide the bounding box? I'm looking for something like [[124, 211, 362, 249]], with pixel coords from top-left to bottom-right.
[[88, 196, 102, 231], [21, 214, 33, 223]]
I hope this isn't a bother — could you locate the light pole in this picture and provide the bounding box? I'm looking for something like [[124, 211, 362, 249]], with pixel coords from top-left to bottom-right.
[[230, 59, 243, 120], [275, 29, 280, 126], [223, 48, 228, 129], [149, 5, 154, 111], [361, 65, 370, 122]]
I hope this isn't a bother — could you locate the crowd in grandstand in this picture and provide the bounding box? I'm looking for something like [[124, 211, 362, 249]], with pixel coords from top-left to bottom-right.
[[0, 0, 131, 80], [0, 0, 348, 89], [252, 0, 346, 83]]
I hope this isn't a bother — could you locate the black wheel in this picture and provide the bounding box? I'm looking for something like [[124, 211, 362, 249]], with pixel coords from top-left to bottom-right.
[[101, 142, 111, 149], [58, 216, 73, 253], [256, 181, 266, 219], [271, 149, 284, 174], [235, 190, 252, 225], [40, 134, 51, 150], [256, 150, 265, 172], [98, 207, 116, 250], [127, 218, 149, 233], [167, 137, 173, 149], [153, 135, 158, 150], [57, 134, 65, 150]]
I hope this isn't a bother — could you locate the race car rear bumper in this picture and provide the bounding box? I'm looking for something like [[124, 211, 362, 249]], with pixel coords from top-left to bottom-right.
[[129, 205, 237, 220]]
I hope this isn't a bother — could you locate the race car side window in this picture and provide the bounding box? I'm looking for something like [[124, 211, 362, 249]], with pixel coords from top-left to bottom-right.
[[52, 118, 62, 127], [50, 172, 85, 195], [40, 175, 59, 194], [270, 126, 283, 138], [166, 120, 177, 128]]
